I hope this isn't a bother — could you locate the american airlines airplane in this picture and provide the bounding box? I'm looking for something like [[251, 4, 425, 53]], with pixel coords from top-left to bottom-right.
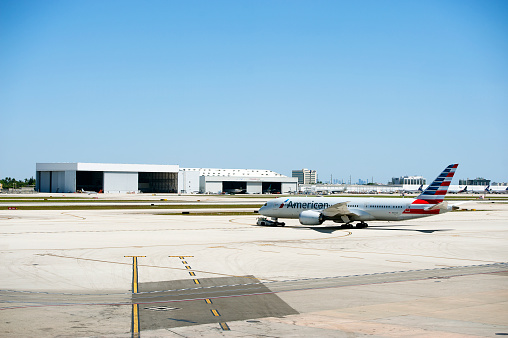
[[258, 164, 459, 228]]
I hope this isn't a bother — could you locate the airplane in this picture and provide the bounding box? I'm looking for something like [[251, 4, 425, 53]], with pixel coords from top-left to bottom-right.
[[491, 186, 508, 194], [258, 164, 459, 228], [222, 188, 245, 194], [400, 184, 424, 194], [470, 184, 492, 194], [78, 188, 99, 194], [448, 185, 468, 194]]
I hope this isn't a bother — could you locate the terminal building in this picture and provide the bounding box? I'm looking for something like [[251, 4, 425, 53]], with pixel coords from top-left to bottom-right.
[[35, 163, 297, 194], [391, 175, 426, 185], [459, 177, 491, 186]]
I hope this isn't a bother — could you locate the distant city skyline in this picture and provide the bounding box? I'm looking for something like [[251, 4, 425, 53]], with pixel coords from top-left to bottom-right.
[[1, 1, 507, 184]]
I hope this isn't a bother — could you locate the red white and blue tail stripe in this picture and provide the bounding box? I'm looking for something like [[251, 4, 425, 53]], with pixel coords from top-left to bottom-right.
[[416, 164, 458, 204]]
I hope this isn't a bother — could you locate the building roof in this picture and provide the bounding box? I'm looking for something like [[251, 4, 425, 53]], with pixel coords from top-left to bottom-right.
[[36, 163, 179, 173], [180, 168, 287, 177]]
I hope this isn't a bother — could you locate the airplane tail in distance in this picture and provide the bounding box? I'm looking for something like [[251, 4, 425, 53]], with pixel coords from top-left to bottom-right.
[[416, 164, 458, 204]]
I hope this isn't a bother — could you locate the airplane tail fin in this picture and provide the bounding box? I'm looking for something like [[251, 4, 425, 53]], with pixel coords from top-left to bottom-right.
[[416, 164, 458, 204]]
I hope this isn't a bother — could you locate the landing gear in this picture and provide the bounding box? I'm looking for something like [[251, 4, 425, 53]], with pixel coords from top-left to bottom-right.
[[356, 222, 369, 229], [340, 223, 354, 229]]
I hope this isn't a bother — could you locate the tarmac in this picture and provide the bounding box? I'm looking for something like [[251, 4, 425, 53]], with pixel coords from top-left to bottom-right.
[[0, 195, 507, 337]]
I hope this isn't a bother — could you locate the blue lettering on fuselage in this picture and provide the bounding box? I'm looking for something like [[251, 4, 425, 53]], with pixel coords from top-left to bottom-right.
[[286, 201, 330, 209]]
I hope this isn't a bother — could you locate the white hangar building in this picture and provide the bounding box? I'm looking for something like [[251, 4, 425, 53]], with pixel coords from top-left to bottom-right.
[[180, 168, 298, 194], [36, 163, 179, 193], [35, 163, 298, 194]]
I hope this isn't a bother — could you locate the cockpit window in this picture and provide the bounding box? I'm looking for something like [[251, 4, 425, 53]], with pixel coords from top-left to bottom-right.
[[263, 203, 267, 206]]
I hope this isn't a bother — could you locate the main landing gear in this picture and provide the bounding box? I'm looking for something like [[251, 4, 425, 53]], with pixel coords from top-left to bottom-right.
[[340, 222, 369, 229], [356, 222, 369, 229]]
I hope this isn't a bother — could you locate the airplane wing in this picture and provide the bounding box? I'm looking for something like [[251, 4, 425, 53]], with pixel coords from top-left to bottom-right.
[[322, 202, 357, 217]]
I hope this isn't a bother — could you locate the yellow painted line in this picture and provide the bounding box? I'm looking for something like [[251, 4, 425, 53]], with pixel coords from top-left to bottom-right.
[[133, 258, 139, 293], [189, 271, 196, 276], [193, 279, 200, 284], [211, 309, 220, 316], [124, 256, 145, 336], [185, 265, 192, 269], [182, 261, 188, 264], [205, 298, 212, 304], [220, 322, 230, 331], [132, 304, 140, 334], [124, 256, 145, 294], [168, 256, 194, 258]]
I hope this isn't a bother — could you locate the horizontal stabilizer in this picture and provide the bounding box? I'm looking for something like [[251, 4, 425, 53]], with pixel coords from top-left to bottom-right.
[[425, 201, 448, 211]]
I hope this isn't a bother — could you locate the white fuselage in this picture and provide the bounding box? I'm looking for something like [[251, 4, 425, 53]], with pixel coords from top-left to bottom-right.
[[258, 196, 447, 223]]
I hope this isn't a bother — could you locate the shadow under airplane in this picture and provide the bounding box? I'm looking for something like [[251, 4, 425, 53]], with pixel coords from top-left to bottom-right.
[[253, 223, 452, 234]]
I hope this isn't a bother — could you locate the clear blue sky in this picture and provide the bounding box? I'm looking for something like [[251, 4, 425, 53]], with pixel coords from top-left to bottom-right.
[[1, 0, 507, 184]]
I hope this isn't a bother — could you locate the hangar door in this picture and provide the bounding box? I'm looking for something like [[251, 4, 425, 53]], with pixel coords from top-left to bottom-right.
[[222, 181, 247, 194], [263, 182, 281, 194], [76, 171, 103, 192], [138, 172, 177, 193]]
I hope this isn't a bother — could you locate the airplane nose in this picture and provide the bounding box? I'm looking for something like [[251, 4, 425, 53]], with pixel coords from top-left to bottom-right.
[[258, 203, 268, 215]]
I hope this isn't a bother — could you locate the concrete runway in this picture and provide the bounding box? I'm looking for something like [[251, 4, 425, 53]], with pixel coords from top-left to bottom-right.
[[0, 198, 507, 337]]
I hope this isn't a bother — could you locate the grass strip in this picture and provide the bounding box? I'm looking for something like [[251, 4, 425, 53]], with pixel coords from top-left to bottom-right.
[[0, 199, 188, 203], [159, 211, 258, 216], [1, 204, 263, 211]]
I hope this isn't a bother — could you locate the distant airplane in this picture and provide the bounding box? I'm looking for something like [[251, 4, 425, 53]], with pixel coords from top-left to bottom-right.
[[448, 185, 468, 194], [223, 188, 245, 194], [491, 186, 508, 194], [79, 188, 99, 194], [401, 184, 424, 194], [258, 164, 460, 228]]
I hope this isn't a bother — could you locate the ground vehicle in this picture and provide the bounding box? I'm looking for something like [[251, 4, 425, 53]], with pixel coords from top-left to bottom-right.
[[256, 216, 285, 227]]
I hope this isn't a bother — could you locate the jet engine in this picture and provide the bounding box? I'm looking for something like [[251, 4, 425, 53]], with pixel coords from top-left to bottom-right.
[[299, 210, 325, 225]]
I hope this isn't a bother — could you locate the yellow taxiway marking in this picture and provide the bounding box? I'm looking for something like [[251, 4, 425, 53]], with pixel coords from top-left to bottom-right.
[[132, 304, 140, 335], [185, 265, 192, 269], [205, 299, 212, 304], [169, 256, 194, 259], [193, 279, 200, 284], [124, 256, 145, 336], [182, 261, 188, 264], [124, 256, 145, 294], [211, 309, 220, 316], [220, 322, 230, 330], [189, 271, 196, 276]]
